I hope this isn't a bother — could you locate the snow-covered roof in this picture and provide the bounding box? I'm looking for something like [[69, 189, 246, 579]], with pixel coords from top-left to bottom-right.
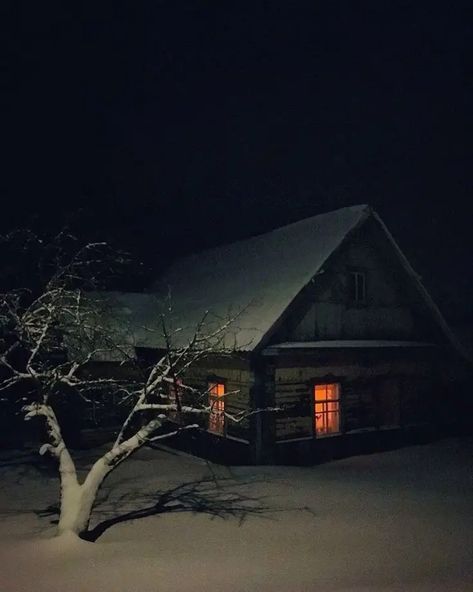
[[86, 203, 466, 361], [263, 340, 436, 355], [152, 204, 372, 351]]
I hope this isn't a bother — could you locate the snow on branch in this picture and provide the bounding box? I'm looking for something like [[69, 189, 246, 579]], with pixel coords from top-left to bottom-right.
[[0, 231, 268, 538]]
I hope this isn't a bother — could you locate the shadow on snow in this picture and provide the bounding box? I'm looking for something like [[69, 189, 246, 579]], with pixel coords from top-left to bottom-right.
[[34, 475, 290, 542]]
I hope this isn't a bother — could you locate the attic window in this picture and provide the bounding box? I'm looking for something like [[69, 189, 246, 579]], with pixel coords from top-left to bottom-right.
[[314, 383, 341, 437], [208, 381, 225, 435], [349, 271, 366, 303]]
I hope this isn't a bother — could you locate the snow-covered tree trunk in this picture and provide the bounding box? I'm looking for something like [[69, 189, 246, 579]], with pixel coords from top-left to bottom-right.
[[57, 455, 110, 536], [57, 418, 163, 536], [56, 447, 82, 535], [24, 403, 113, 537], [0, 234, 255, 540]]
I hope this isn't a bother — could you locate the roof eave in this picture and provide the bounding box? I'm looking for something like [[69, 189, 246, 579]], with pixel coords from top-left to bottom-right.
[[370, 211, 472, 365]]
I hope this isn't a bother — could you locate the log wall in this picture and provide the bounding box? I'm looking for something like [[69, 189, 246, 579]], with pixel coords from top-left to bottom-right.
[[184, 355, 253, 441], [271, 349, 438, 442]]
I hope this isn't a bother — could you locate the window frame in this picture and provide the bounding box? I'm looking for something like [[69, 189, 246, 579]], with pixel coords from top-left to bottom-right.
[[207, 378, 226, 436], [312, 380, 343, 438], [348, 270, 367, 305]]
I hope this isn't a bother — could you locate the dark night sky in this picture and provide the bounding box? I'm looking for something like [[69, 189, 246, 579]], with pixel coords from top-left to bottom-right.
[[3, 1, 473, 321]]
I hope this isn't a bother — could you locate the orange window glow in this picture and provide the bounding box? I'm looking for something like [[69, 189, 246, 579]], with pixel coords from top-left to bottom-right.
[[208, 382, 225, 435], [314, 383, 341, 436]]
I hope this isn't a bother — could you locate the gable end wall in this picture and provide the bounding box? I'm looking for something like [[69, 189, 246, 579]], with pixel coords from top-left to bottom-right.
[[275, 217, 440, 342]]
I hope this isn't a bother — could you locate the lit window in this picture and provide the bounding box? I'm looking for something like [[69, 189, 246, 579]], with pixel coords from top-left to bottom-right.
[[208, 382, 225, 435], [349, 271, 366, 303], [314, 383, 341, 436]]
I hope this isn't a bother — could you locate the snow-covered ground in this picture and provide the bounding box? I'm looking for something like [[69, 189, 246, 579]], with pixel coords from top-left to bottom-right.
[[0, 438, 471, 592]]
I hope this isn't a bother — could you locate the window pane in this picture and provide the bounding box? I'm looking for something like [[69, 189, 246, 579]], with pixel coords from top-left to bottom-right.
[[326, 384, 339, 399], [326, 411, 340, 433], [315, 384, 328, 401], [357, 273, 366, 301], [209, 381, 225, 435], [349, 271, 366, 302], [315, 412, 326, 433]]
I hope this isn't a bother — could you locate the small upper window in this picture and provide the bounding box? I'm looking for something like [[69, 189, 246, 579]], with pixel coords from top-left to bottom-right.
[[348, 271, 366, 303]]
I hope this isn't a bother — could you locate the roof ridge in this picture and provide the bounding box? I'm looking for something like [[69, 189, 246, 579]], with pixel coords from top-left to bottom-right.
[[153, 203, 372, 350], [162, 203, 371, 269]]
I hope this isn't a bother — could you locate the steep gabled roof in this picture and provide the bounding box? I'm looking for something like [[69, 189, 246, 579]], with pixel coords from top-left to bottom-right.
[[94, 204, 466, 361], [369, 210, 466, 361], [152, 204, 371, 350]]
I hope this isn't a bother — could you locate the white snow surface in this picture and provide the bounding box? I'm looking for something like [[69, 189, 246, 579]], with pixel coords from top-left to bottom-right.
[[0, 438, 471, 591], [78, 204, 465, 361], [264, 340, 435, 352], [153, 204, 371, 350], [81, 205, 372, 358]]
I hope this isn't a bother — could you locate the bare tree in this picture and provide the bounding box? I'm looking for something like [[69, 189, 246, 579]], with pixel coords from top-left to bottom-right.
[[0, 234, 257, 539]]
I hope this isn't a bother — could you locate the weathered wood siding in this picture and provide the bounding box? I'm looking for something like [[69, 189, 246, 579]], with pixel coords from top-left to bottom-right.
[[272, 349, 438, 441], [273, 365, 311, 441], [184, 355, 253, 441], [274, 217, 439, 343]]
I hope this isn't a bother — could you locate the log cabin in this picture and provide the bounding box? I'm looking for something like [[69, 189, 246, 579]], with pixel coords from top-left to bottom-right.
[[93, 205, 468, 464]]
